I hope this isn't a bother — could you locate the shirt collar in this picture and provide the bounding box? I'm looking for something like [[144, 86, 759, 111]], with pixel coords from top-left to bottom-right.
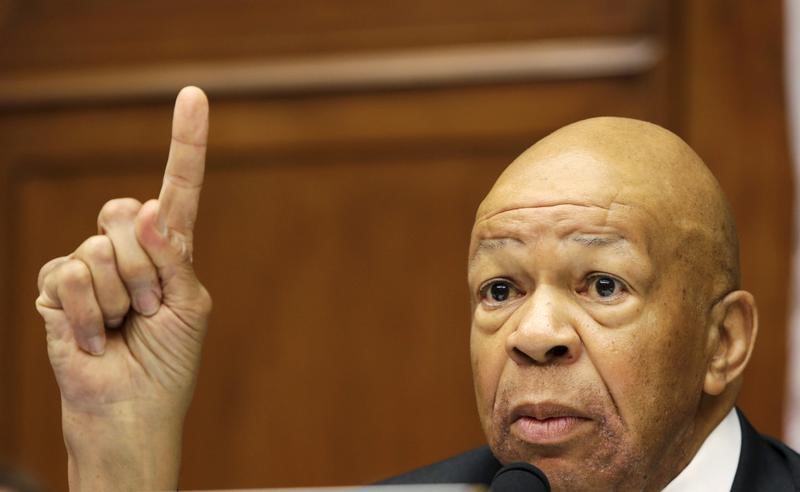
[[661, 408, 741, 492]]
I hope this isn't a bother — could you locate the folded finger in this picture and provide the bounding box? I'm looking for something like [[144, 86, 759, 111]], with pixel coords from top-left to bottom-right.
[[43, 259, 105, 355], [38, 256, 69, 293], [97, 198, 161, 316], [71, 235, 130, 327]]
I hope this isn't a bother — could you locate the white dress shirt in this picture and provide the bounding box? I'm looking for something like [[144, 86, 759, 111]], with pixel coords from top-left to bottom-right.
[[661, 408, 742, 492]]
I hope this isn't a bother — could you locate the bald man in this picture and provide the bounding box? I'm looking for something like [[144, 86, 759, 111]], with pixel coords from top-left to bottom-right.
[[36, 89, 799, 491], [384, 118, 800, 490]]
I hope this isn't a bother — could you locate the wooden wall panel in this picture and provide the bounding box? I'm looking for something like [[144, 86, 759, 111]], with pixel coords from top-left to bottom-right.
[[679, 0, 792, 438], [0, 162, 16, 478], [0, 0, 658, 71]]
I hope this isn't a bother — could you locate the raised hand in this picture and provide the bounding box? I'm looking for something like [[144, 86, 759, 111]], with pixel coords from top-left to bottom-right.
[[35, 86, 211, 491]]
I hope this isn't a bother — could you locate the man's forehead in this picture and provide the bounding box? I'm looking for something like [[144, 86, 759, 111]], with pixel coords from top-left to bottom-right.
[[467, 204, 656, 271], [475, 150, 626, 222], [470, 232, 631, 257], [472, 201, 651, 241]]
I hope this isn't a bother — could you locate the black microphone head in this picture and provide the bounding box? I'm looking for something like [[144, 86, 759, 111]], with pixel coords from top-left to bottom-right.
[[489, 462, 550, 492]]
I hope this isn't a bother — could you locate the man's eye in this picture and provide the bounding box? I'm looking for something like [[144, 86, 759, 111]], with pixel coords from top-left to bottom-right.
[[586, 274, 626, 300], [479, 279, 522, 305]]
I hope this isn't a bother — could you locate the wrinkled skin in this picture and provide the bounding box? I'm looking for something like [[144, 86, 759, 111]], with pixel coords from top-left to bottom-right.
[[468, 117, 757, 491]]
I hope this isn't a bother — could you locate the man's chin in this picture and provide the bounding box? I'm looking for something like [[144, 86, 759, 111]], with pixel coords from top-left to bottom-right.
[[501, 458, 627, 492], [490, 438, 639, 492]]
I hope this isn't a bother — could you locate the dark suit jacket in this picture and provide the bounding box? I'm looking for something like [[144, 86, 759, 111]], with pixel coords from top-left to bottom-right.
[[381, 409, 800, 490]]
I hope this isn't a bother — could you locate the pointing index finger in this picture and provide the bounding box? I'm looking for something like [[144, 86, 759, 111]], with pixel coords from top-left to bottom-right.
[[158, 86, 209, 237]]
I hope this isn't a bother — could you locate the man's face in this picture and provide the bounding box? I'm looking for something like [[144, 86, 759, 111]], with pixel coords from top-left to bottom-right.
[[468, 151, 713, 490]]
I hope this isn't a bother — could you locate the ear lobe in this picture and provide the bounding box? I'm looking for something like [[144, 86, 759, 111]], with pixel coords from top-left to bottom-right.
[[704, 290, 758, 396]]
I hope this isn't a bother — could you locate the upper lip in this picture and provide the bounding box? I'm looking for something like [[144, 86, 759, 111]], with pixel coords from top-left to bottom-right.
[[509, 401, 592, 422]]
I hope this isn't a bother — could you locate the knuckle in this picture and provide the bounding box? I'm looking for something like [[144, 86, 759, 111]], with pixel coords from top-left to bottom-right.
[[34, 296, 49, 315], [35, 293, 57, 313], [38, 257, 66, 291], [98, 197, 142, 228], [81, 235, 115, 265], [57, 260, 92, 288], [176, 237, 194, 264], [197, 285, 213, 315]]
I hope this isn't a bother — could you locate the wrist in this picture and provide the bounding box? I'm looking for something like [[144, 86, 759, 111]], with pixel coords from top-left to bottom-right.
[[62, 405, 184, 491]]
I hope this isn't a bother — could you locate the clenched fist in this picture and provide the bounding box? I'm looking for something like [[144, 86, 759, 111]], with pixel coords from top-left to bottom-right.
[[35, 87, 211, 491]]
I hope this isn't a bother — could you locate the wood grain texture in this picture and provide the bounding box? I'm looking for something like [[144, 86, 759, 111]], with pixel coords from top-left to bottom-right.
[[0, 160, 13, 473], [0, 37, 660, 107], [679, 0, 792, 439], [0, 0, 657, 71]]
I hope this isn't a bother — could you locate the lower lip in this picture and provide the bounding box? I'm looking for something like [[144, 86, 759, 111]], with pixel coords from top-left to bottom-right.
[[511, 416, 589, 443]]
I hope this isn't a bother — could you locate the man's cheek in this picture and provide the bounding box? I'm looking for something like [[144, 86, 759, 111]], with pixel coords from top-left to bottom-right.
[[470, 334, 505, 415], [589, 338, 652, 421]]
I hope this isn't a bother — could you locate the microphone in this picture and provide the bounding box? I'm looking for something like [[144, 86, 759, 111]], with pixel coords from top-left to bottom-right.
[[489, 462, 550, 491]]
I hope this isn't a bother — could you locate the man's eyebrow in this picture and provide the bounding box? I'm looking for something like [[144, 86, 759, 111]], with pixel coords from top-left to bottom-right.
[[571, 234, 628, 247], [479, 238, 525, 249], [470, 238, 525, 262]]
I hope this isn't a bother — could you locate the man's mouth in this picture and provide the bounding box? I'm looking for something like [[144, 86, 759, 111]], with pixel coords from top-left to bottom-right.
[[509, 402, 592, 444]]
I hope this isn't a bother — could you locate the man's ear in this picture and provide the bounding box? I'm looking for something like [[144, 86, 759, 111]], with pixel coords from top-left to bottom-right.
[[704, 290, 758, 396]]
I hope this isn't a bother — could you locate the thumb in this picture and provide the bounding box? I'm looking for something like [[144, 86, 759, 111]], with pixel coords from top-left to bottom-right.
[[135, 199, 206, 306]]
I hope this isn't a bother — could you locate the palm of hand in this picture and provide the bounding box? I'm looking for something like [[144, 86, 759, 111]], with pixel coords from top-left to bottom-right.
[[45, 300, 206, 415]]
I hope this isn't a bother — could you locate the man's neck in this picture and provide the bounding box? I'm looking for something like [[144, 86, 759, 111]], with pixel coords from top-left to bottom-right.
[[661, 408, 741, 491]]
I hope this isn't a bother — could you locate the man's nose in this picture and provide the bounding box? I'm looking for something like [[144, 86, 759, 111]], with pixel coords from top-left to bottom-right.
[[505, 286, 582, 366]]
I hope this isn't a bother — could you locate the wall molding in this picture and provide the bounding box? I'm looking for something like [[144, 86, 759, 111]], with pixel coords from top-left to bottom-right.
[[0, 37, 660, 108]]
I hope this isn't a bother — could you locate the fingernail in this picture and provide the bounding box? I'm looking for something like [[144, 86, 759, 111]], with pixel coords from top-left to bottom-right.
[[107, 317, 124, 328], [134, 290, 161, 316], [86, 335, 105, 355]]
